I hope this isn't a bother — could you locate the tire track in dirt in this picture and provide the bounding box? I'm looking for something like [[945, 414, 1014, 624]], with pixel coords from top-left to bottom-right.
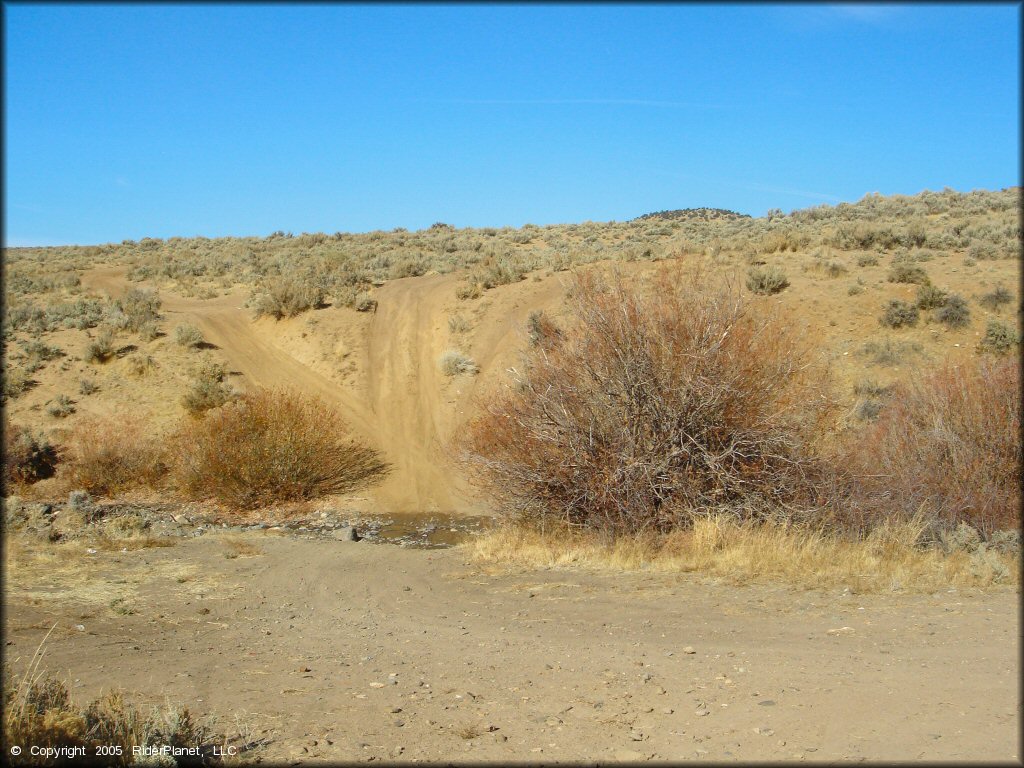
[[82, 267, 471, 513]]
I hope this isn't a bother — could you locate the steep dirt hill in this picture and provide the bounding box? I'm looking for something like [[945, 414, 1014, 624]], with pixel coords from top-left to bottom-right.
[[78, 266, 571, 515]]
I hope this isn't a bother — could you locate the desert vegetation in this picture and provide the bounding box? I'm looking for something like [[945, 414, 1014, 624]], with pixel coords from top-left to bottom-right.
[[5, 388, 387, 516], [4, 187, 1018, 321], [460, 266, 840, 536], [2, 185, 1021, 581], [3, 631, 259, 766], [458, 263, 1019, 573], [173, 388, 388, 509]]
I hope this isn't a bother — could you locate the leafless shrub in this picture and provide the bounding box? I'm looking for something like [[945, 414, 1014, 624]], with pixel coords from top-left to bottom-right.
[[173, 387, 389, 509], [842, 356, 1020, 535], [60, 415, 171, 496], [459, 267, 839, 536]]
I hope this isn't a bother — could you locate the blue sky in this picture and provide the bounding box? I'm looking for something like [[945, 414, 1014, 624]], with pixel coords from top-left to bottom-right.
[[4, 3, 1020, 245]]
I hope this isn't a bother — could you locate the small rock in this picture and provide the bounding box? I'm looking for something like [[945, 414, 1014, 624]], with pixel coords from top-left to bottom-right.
[[695, 709, 709, 717], [629, 729, 645, 741], [661, 707, 674, 715], [758, 700, 776, 706], [369, 682, 385, 689], [332, 526, 359, 542], [683, 646, 696, 654], [827, 626, 855, 636]]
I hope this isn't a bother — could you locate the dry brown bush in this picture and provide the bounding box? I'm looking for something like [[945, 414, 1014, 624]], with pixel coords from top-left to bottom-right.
[[842, 356, 1020, 536], [173, 387, 388, 509], [459, 266, 840, 536], [3, 425, 60, 487], [59, 415, 170, 497], [3, 653, 248, 766]]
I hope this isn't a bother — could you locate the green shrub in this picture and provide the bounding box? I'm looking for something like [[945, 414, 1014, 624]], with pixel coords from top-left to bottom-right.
[[861, 338, 923, 366], [856, 253, 880, 267], [448, 314, 471, 334], [109, 288, 162, 335], [880, 300, 919, 328], [78, 378, 99, 395], [887, 263, 930, 285], [745, 265, 789, 295], [455, 283, 482, 300], [979, 285, 1013, 311], [84, 329, 115, 364], [934, 294, 970, 328], [252, 275, 325, 319], [978, 320, 1018, 355], [353, 292, 378, 312], [174, 323, 204, 348], [967, 241, 999, 260], [440, 349, 479, 376], [46, 395, 76, 418], [2, 367, 33, 400], [915, 284, 947, 310], [181, 361, 235, 416]]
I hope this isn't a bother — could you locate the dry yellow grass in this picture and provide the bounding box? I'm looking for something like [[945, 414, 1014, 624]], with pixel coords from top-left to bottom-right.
[[464, 515, 1019, 593]]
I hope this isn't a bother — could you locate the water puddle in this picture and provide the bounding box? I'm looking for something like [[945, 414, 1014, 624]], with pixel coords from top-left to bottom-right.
[[351, 512, 493, 549]]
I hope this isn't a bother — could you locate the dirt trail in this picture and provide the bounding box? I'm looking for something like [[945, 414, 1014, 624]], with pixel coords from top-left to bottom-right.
[[5, 534, 1019, 763], [365, 274, 472, 511], [81, 267, 475, 513]]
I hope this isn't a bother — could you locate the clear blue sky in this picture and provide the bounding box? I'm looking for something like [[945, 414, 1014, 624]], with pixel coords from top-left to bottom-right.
[[4, 3, 1020, 246]]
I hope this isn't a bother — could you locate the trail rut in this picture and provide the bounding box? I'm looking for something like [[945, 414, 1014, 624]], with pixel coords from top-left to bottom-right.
[[82, 267, 474, 513]]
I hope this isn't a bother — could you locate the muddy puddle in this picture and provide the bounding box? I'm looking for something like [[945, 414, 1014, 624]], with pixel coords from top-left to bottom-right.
[[350, 513, 494, 549]]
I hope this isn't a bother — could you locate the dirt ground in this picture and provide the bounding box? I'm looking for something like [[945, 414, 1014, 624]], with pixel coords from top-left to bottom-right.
[[4, 529, 1019, 763], [4, 244, 1020, 763]]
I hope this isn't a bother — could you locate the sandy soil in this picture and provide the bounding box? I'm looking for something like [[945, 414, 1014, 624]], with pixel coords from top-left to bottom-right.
[[4, 259, 1016, 763], [4, 530, 1018, 763]]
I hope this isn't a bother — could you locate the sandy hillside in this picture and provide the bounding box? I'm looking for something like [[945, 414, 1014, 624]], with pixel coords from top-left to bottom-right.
[[3, 192, 1020, 764], [8, 242, 1006, 521], [71, 263, 576, 515]]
